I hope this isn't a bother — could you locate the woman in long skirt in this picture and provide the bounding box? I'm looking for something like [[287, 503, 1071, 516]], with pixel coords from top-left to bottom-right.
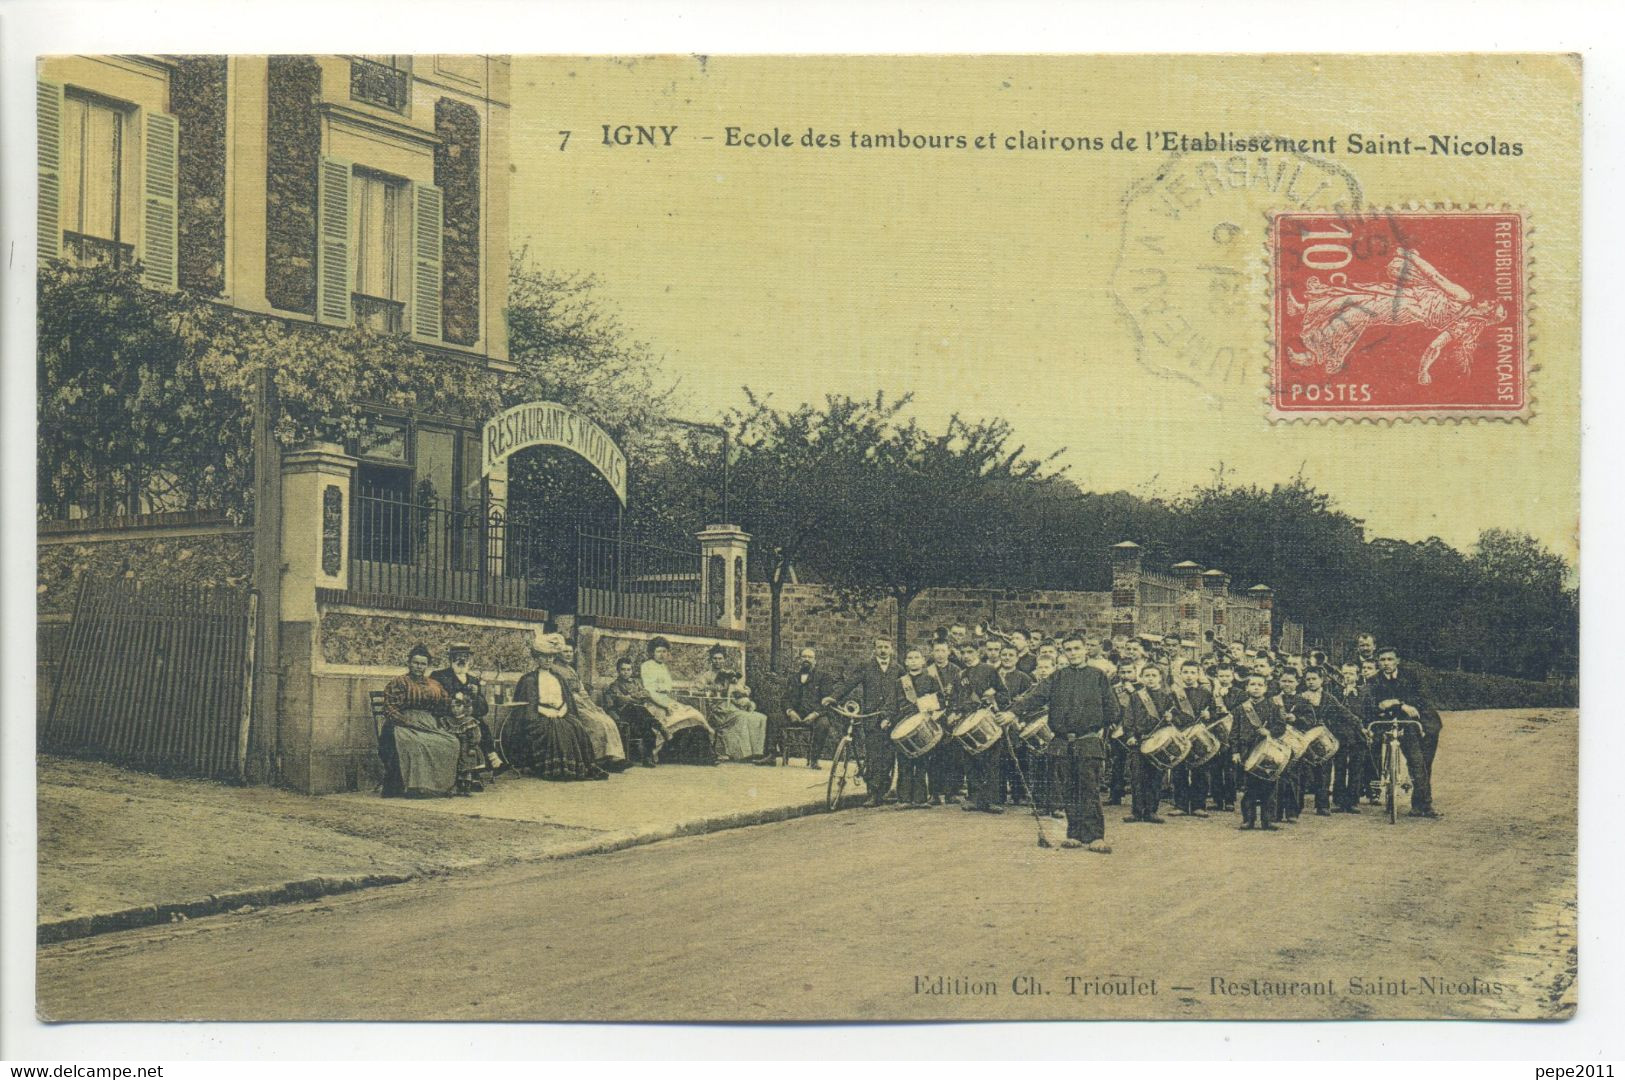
[[512, 632, 608, 781], [552, 645, 627, 768], [379, 645, 461, 797]]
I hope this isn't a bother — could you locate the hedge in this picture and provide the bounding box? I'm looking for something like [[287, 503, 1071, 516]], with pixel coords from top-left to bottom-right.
[[1416, 664, 1578, 711]]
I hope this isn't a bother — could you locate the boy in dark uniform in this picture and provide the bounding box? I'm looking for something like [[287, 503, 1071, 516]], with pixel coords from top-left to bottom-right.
[[1233, 673, 1287, 830], [1168, 659, 1216, 817], [894, 648, 942, 808], [1121, 663, 1173, 824], [1275, 669, 1306, 822], [956, 640, 1004, 814]]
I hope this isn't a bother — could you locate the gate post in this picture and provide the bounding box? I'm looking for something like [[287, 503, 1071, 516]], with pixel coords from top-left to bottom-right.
[[277, 441, 357, 793], [697, 523, 751, 632], [1109, 540, 1142, 643]]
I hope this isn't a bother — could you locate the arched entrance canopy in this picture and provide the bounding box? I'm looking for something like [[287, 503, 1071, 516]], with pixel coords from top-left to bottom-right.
[[482, 401, 627, 506]]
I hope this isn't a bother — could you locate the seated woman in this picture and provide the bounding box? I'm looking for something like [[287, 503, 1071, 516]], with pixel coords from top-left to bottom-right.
[[510, 632, 609, 782], [640, 637, 717, 765], [551, 642, 627, 770], [698, 645, 770, 763], [379, 645, 462, 797]]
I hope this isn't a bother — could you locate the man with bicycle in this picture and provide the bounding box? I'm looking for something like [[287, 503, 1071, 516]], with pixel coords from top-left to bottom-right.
[[826, 636, 902, 808], [1365, 646, 1443, 818]]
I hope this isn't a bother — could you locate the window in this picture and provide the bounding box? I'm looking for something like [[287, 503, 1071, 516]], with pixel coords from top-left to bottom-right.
[[59, 91, 129, 265], [352, 169, 409, 331]]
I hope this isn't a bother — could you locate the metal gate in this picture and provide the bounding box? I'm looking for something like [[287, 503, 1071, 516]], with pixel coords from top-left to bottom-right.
[[42, 577, 258, 779]]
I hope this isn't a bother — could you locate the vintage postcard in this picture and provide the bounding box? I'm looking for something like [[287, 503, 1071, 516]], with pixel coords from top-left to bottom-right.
[[32, 53, 1579, 1023]]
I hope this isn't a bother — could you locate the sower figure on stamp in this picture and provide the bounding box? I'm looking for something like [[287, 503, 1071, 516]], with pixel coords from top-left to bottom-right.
[[1366, 645, 1444, 818], [826, 636, 902, 808], [1012, 633, 1119, 852], [1234, 673, 1287, 831], [1168, 659, 1214, 817], [1121, 664, 1173, 824]]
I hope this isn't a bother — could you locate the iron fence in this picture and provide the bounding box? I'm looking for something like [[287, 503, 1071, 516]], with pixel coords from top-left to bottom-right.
[[42, 576, 257, 779], [349, 488, 530, 607], [577, 529, 707, 626]]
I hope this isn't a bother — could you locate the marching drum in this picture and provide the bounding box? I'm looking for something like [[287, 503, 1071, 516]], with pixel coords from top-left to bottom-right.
[[1140, 724, 1191, 769], [1298, 725, 1340, 767], [1243, 736, 1292, 782], [890, 711, 946, 759], [1279, 726, 1311, 760], [1180, 723, 1222, 768], [1017, 713, 1055, 752], [995, 710, 1021, 729], [952, 708, 1004, 756]]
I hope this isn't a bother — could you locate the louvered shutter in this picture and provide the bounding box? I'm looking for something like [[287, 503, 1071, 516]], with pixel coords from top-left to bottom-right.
[[316, 157, 353, 325], [141, 111, 179, 289], [38, 80, 64, 263], [410, 182, 443, 342]]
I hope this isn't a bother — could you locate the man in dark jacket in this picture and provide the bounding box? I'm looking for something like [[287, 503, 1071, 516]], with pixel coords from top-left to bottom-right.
[[430, 642, 500, 774], [1012, 633, 1120, 851], [1365, 646, 1443, 817], [827, 636, 902, 807], [783, 646, 837, 767]]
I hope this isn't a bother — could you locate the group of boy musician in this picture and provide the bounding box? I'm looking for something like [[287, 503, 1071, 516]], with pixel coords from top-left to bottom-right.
[[785, 624, 1443, 855]]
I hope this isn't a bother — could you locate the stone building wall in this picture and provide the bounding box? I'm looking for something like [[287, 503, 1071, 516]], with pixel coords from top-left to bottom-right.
[[170, 55, 228, 296], [37, 522, 254, 617], [434, 97, 481, 346], [265, 55, 322, 314]]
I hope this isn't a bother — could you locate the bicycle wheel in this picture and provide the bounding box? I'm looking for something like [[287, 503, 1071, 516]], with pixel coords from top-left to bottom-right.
[[827, 737, 853, 812], [1384, 741, 1398, 824]]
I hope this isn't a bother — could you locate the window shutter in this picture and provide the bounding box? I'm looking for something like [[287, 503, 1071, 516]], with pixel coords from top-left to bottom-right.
[[316, 157, 353, 325], [141, 111, 179, 289], [38, 80, 64, 264], [410, 182, 443, 342]]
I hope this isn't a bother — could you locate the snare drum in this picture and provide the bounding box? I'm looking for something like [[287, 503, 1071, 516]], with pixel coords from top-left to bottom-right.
[[1243, 736, 1292, 781], [890, 711, 945, 759], [1017, 713, 1054, 752], [1181, 723, 1222, 767], [1298, 725, 1340, 767], [951, 708, 1004, 756], [1140, 724, 1191, 769], [1279, 726, 1311, 760]]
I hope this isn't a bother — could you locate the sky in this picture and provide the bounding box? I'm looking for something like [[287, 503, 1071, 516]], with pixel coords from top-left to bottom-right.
[[507, 55, 1580, 563]]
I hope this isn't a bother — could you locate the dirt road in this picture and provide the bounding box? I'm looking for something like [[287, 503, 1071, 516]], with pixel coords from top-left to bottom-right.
[[36, 708, 1576, 1021]]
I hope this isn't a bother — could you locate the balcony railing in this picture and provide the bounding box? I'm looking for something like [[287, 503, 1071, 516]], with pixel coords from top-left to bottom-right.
[[577, 530, 707, 627], [350, 58, 410, 113], [353, 293, 405, 334], [63, 231, 133, 269]]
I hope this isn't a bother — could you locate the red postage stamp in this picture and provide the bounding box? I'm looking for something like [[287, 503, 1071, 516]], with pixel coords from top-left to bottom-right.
[[1271, 210, 1527, 419]]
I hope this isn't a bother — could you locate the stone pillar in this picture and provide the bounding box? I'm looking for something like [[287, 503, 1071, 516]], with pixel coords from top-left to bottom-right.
[[1202, 569, 1231, 644], [276, 441, 357, 793], [279, 442, 357, 620], [697, 523, 751, 632], [1247, 584, 1275, 649], [1171, 560, 1203, 647], [1109, 541, 1142, 642]]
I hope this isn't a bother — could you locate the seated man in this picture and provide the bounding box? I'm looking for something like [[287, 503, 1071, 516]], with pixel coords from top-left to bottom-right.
[[602, 656, 666, 767], [698, 645, 770, 763], [782, 646, 836, 767]]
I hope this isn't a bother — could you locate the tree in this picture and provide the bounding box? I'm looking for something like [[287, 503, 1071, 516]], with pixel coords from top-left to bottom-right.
[[814, 413, 1055, 652], [720, 390, 914, 668]]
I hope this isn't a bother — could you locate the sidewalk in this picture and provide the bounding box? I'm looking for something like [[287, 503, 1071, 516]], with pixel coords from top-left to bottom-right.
[[37, 754, 847, 943]]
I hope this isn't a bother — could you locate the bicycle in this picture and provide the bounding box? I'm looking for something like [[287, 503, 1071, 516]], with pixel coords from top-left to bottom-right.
[[1364, 716, 1423, 824], [824, 702, 880, 811]]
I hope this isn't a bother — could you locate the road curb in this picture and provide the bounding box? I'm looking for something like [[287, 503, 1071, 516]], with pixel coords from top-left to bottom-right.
[[38, 792, 866, 945]]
